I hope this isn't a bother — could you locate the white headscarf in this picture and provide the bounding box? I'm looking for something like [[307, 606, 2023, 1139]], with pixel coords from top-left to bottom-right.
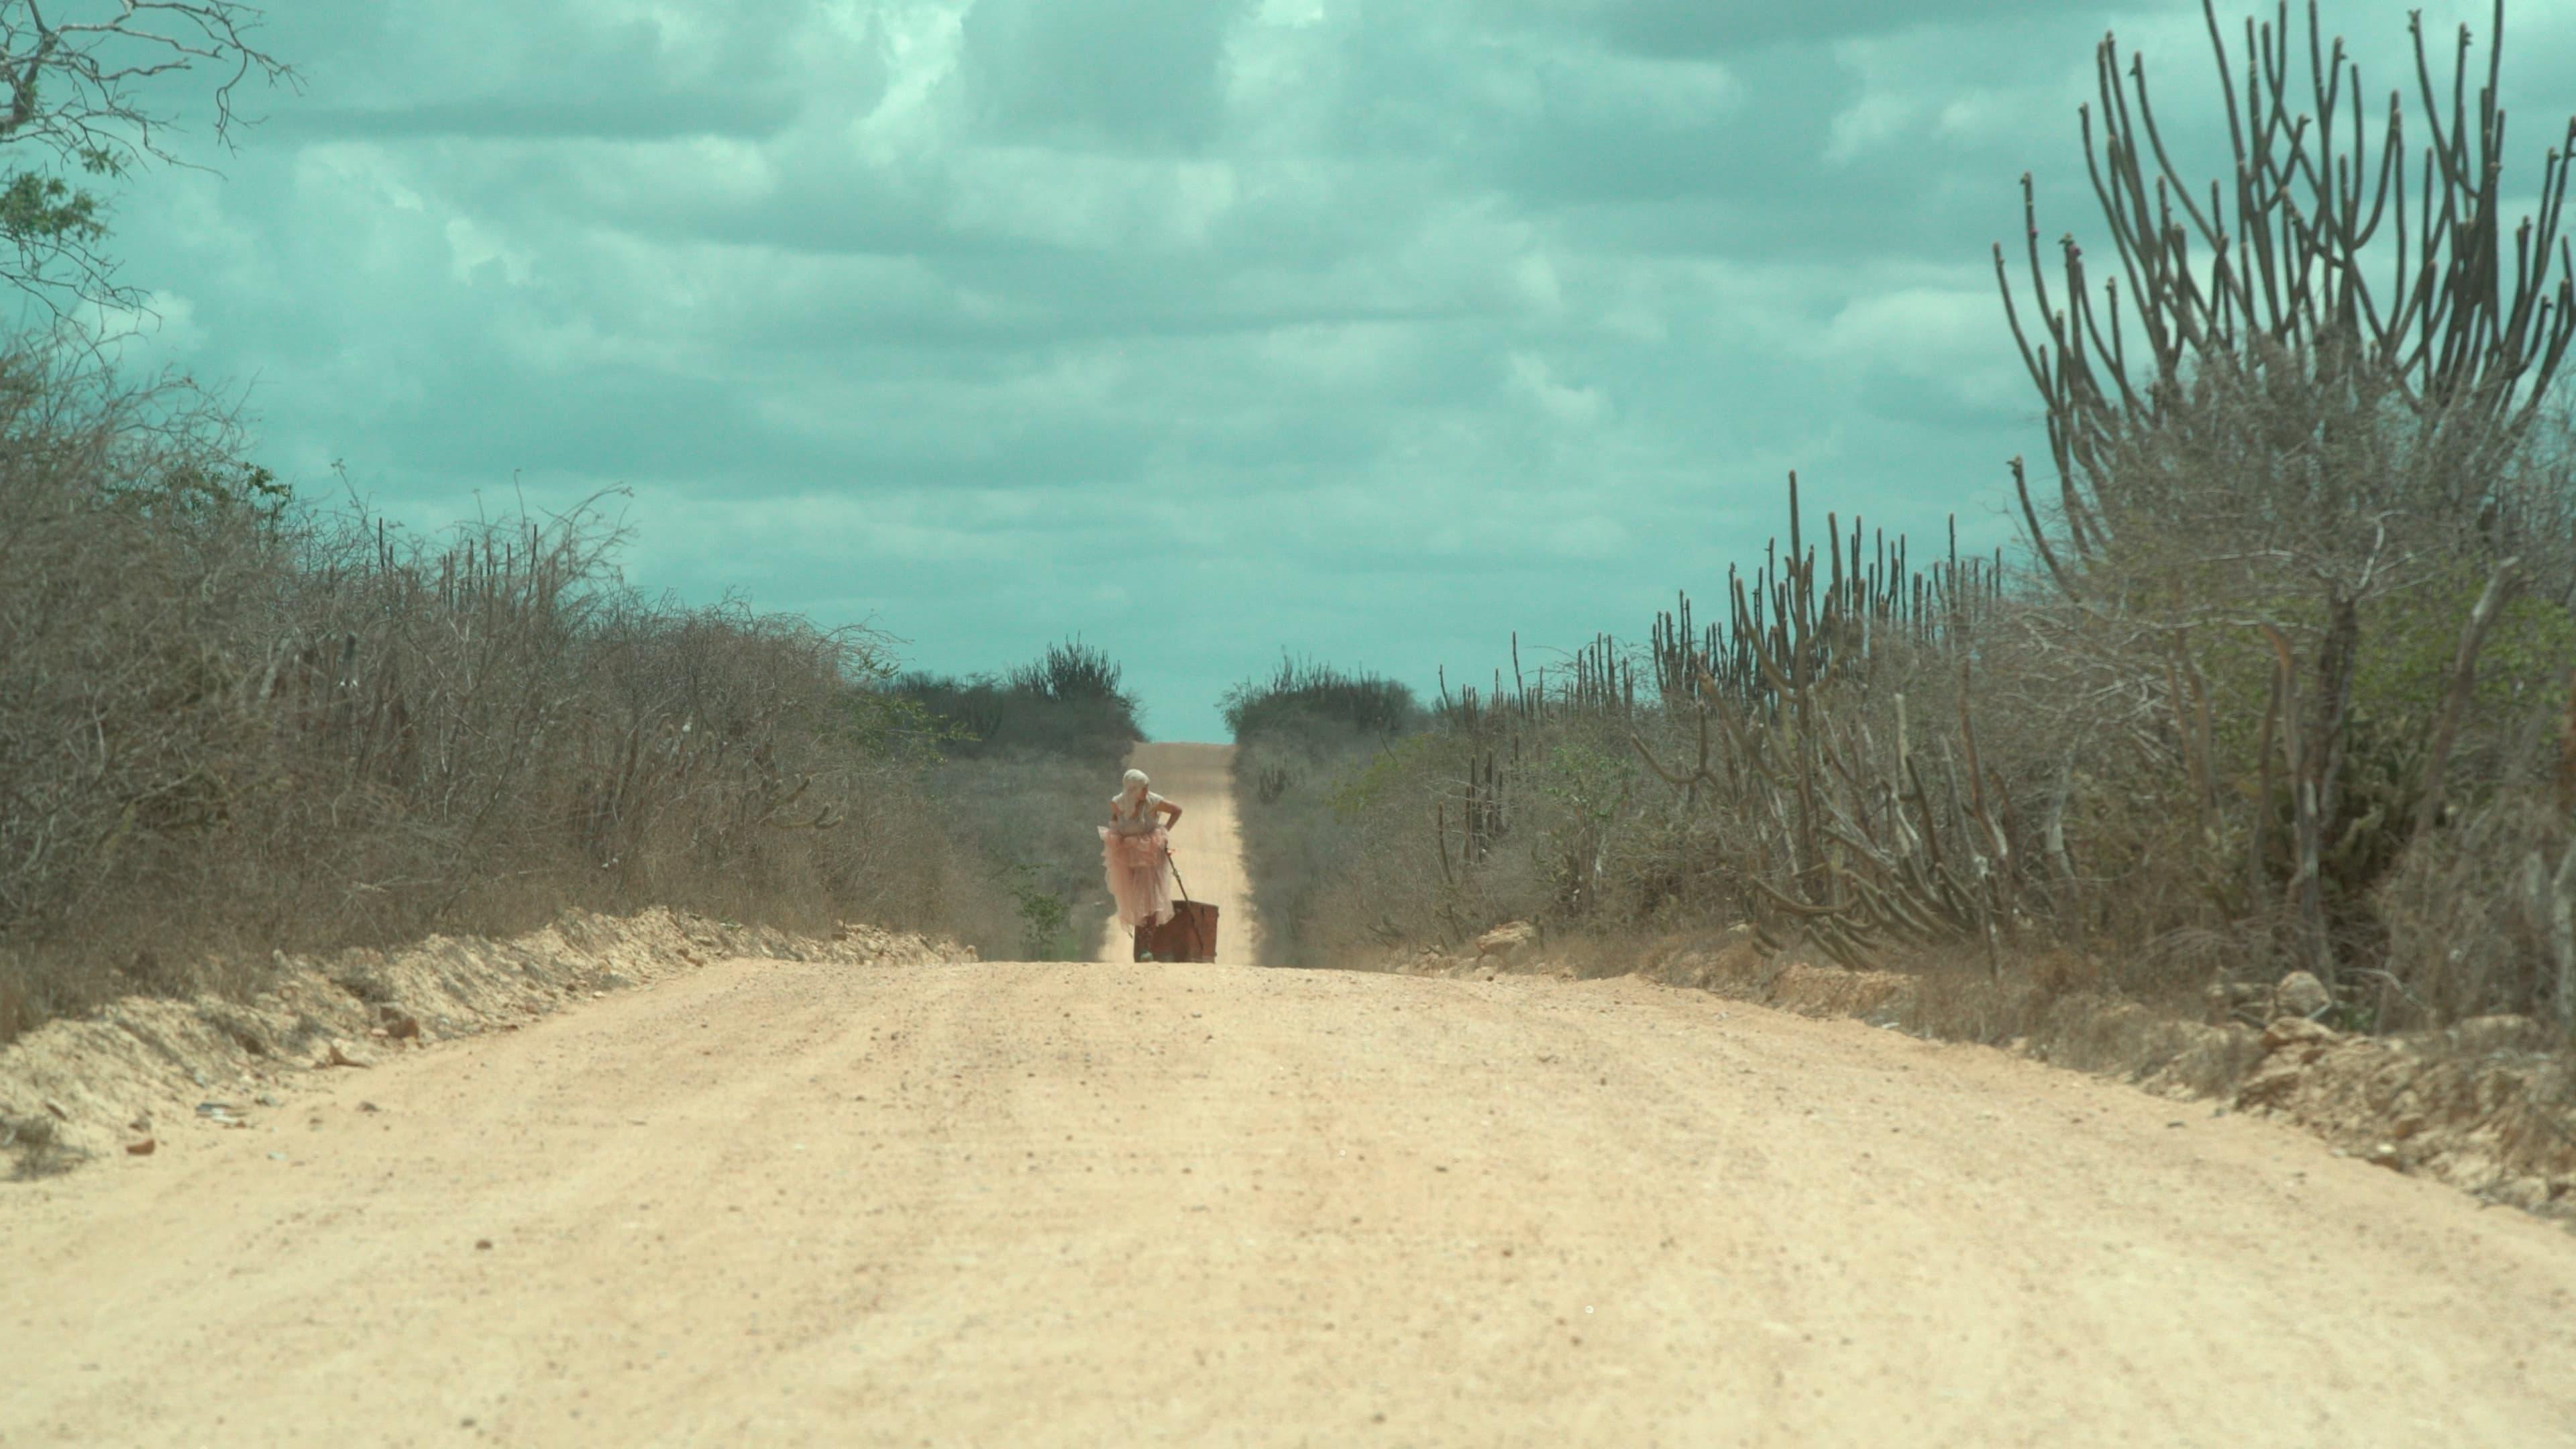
[[1114, 768, 1151, 816]]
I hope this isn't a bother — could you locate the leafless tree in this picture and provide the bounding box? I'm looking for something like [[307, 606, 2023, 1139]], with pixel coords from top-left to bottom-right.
[[1, 1, 295, 320]]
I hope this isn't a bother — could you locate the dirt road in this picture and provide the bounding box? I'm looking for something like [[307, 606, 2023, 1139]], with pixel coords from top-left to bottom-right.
[[7, 751, 2576, 1446]]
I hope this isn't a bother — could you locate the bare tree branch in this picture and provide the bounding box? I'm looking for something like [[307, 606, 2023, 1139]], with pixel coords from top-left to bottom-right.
[[1, 0, 297, 319]]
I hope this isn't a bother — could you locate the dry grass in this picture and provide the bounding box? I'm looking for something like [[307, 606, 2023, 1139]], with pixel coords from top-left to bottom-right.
[[0, 332, 1063, 1040], [1221, 660, 1426, 967], [1228, 5, 2576, 1030], [896, 643, 1148, 961], [928, 750, 1133, 961], [1232, 269, 2576, 1044], [1238, 425, 2574, 1043], [1, 1111, 80, 1180], [1231, 0, 2576, 1054]]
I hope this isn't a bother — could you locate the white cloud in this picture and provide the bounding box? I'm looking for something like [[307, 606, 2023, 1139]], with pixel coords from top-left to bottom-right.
[[945, 150, 1241, 252], [1507, 351, 1611, 427], [95, 0, 2142, 736], [1824, 281, 2023, 409], [1823, 91, 1917, 165], [443, 217, 534, 286], [841, 3, 966, 156], [1256, 319, 1413, 390], [1513, 251, 1565, 313], [1821, 13, 2113, 166], [87, 290, 207, 366], [1600, 55, 1743, 125], [1549, 515, 1630, 559], [294, 143, 427, 214]]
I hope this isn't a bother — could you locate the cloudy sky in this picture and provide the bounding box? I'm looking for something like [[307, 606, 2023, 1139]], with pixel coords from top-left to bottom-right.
[[73, 0, 2576, 739]]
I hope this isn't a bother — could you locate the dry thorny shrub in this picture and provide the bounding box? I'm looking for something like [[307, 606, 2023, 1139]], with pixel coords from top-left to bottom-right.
[[0, 333, 1029, 1042], [896, 642, 1150, 960], [1240, 411, 2575, 1035], [1216, 184, 2576, 1014], [1248, 606, 2575, 1049], [1238, 1, 2576, 1043], [1988, 344, 2576, 1024], [1220, 659, 1440, 967]]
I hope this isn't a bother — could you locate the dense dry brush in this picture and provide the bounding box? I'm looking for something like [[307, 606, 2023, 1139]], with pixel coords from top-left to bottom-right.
[[1234, 1, 2576, 1047], [0, 333, 1046, 1040]]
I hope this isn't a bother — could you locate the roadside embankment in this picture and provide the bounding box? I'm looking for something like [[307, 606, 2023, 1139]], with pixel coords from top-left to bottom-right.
[[1, 908, 969, 1175], [1398, 923, 2576, 1225]]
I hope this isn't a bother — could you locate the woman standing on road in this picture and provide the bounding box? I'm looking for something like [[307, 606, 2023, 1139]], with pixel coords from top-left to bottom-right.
[[1100, 768, 1183, 959]]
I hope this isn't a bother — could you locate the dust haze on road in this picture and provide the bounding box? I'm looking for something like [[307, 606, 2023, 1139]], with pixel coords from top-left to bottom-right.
[[5, 746, 2574, 1447]]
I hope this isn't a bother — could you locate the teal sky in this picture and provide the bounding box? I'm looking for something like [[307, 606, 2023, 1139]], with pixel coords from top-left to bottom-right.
[[73, 0, 2576, 740]]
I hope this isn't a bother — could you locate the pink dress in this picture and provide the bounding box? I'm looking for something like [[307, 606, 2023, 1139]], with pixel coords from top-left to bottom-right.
[[1099, 790, 1175, 930]]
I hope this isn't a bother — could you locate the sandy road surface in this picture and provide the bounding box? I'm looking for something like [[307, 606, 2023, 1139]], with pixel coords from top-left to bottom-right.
[[7, 755, 2576, 1447]]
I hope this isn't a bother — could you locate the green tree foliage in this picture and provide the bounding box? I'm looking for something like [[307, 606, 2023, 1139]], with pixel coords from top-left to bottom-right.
[[887, 641, 1148, 965], [891, 639, 1143, 765], [1, 1, 295, 315], [1221, 655, 1421, 751]]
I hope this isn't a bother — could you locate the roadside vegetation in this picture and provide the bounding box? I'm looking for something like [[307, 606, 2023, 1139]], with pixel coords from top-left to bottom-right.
[[0, 6, 1148, 1045], [0, 332, 1142, 1042], [894, 642, 1146, 962], [1223, 657, 1426, 967], [1232, 0, 2576, 1054]]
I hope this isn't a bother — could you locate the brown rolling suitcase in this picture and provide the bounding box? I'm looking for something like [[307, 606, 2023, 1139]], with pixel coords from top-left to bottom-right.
[[1134, 857, 1220, 963], [1138, 900, 1219, 963]]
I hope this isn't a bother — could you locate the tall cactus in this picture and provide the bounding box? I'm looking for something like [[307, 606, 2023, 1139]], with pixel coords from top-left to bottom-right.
[[2000, 0, 2575, 585]]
